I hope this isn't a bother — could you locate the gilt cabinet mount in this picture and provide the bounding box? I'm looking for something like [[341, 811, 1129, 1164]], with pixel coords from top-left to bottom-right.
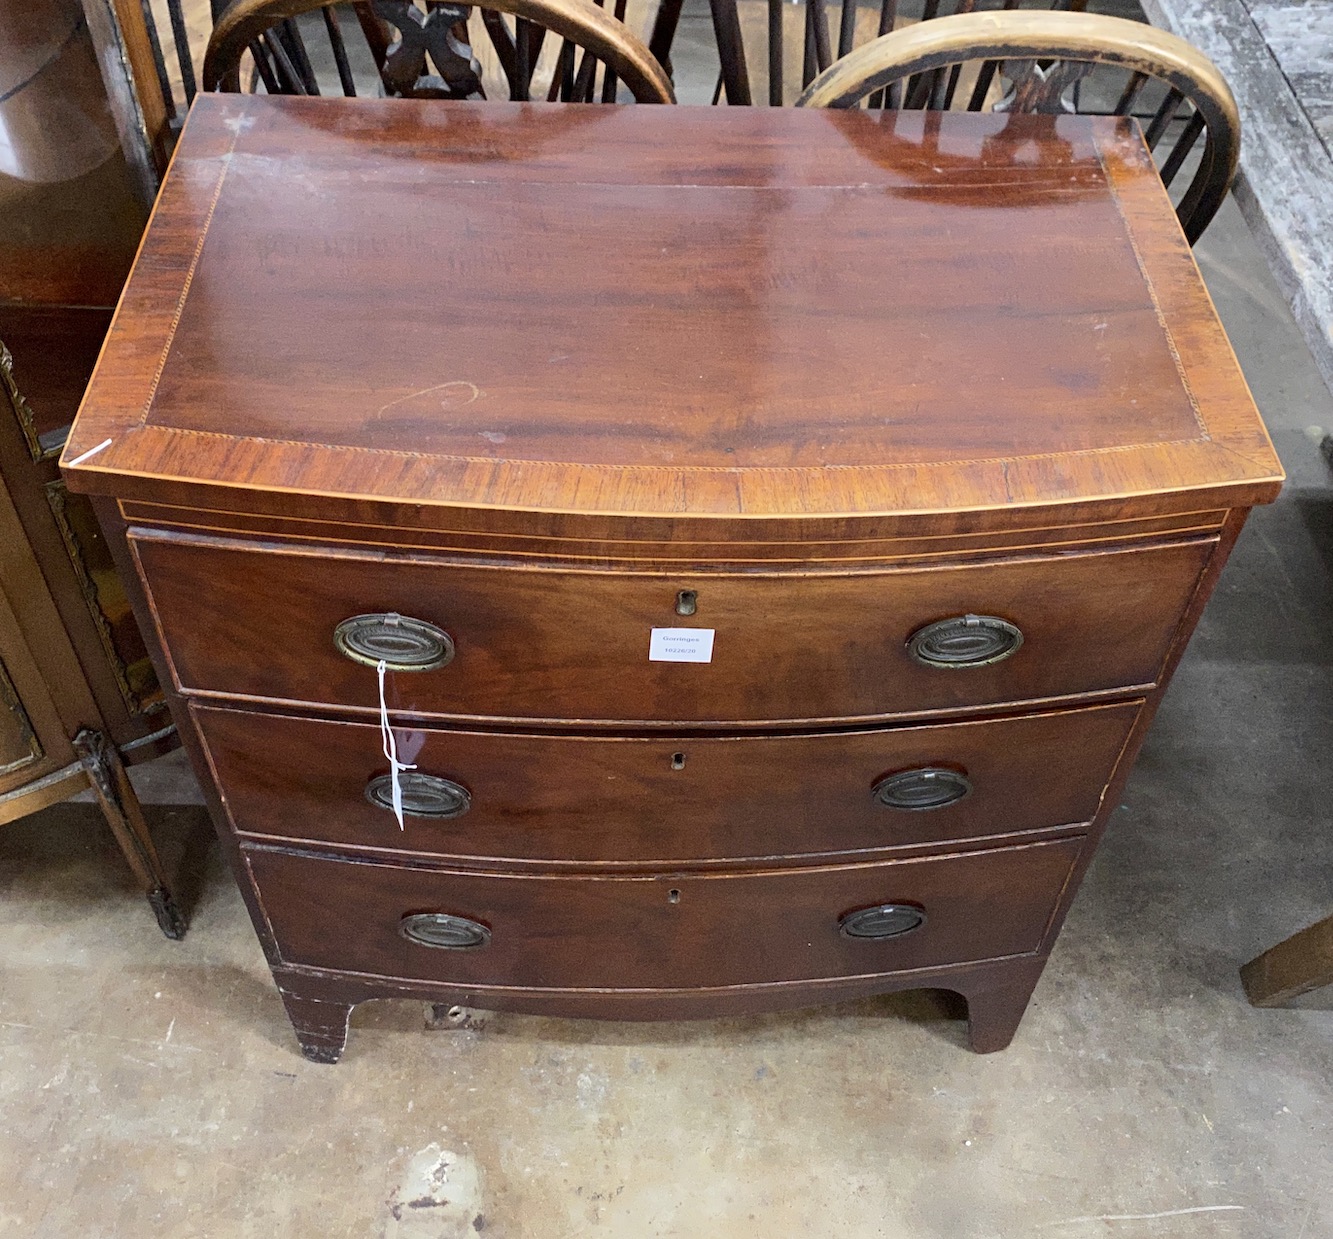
[[64, 97, 1282, 1061]]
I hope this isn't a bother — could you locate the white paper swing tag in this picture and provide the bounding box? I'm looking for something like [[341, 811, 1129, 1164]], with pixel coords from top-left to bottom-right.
[[376, 659, 417, 830]]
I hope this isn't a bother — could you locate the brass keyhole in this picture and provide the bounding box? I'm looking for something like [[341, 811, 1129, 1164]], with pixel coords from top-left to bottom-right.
[[670, 752, 686, 770], [675, 590, 697, 616], [667, 889, 681, 904]]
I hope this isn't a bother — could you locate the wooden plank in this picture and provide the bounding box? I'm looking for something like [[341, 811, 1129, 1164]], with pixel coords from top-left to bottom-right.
[[1241, 913, 1333, 1006], [1248, 0, 1333, 149], [1142, 0, 1333, 399]]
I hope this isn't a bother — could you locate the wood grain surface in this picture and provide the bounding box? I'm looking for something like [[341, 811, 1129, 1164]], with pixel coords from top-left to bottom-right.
[[63, 96, 1282, 529], [131, 527, 1211, 725], [246, 836, 1082, 990], [194, 699, 1137, 864]]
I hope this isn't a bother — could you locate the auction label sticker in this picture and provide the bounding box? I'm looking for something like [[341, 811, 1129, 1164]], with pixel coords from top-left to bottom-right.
[[649, 628, 715, 663]]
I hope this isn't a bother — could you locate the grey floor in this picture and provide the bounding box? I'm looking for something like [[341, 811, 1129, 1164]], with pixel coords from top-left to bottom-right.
[[5, 23, 1333, 1239]]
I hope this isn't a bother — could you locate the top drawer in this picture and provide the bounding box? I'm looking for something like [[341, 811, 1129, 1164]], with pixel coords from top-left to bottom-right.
[[130, 530, 1212, 725]]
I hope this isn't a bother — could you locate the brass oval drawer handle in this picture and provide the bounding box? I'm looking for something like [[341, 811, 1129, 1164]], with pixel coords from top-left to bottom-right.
[[872, 767, 971, 810], [400, 912, 490, 950], [907, 614, 1023, 669], [365, 772, 471, 819], [839, 903, 927, 940], [334, 613, 454, 671]]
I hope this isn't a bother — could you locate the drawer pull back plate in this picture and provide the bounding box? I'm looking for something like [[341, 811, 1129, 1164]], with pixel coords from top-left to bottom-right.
[[400, 912, 490, 949], [335, 613, 455, 671], [839, 903, 927, 940], [366, 772, 472, 819], [872, 767, 972, 810], [908, 614, 1023, 668]]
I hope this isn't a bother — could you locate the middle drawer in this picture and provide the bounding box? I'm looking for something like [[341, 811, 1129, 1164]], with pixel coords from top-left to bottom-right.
[[193, 700, 1139, 864]]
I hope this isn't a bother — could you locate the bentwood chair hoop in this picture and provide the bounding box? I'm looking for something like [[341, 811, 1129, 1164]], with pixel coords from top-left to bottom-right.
[[203, 0, 675, 104], [796, 10, 1240, 243]]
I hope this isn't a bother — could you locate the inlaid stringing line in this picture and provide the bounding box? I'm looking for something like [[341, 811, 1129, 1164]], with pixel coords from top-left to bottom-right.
[[1095, 139, 1211, 442], [137, 105, 245, 429]]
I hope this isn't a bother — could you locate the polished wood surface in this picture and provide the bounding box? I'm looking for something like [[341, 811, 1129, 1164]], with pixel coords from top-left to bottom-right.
[[0, 425, 182, 934], [0, 0, 149, 306], [1, 336, 166, 731], [194, 700, 1136, 864], [116, 495, 1232, 561], [134, 529, 1209, 725], [63, 100, 1283, 1058], [245, 837, 1082, 989], [65, 98, 1281, 529], [0, 308, 114, 447]]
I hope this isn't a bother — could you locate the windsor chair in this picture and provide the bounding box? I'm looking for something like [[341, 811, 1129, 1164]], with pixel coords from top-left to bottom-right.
[[204, 0, 674, 103], [796, 10, 1239, 242]]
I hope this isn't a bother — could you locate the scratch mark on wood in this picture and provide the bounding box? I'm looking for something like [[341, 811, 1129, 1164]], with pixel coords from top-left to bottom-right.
[[375, 382, 482, 421], [66, 437, 113, 467]]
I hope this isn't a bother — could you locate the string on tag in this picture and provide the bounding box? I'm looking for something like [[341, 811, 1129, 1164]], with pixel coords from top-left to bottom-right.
[[377, 659, 416, 830]]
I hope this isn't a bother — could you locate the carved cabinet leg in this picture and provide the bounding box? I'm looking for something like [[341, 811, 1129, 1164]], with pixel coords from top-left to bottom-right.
[[72, 727, 186, 939], [278, 984, 354, 1064], [960, 958, 1048, 1054]]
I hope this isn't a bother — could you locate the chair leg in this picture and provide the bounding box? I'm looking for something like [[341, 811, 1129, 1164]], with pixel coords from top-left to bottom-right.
[[1240, 914, 1333, 1007], [707, 0, 753, 104], [72, 727, 186, 940], [648, 0, 685, 76]]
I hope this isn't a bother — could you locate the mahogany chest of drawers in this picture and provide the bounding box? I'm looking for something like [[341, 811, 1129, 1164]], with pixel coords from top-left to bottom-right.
[[64, 96, 1282, 1062]]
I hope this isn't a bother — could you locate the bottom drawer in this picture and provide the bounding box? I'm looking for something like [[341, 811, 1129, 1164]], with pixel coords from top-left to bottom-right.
[[247, 838, 1082, 991]]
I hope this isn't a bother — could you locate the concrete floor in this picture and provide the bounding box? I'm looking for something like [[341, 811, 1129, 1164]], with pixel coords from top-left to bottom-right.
[[5, 36, 1333, 1239]]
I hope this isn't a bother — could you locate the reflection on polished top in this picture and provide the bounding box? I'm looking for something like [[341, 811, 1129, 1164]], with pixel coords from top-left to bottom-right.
[[64, 97, 1281, 526]]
